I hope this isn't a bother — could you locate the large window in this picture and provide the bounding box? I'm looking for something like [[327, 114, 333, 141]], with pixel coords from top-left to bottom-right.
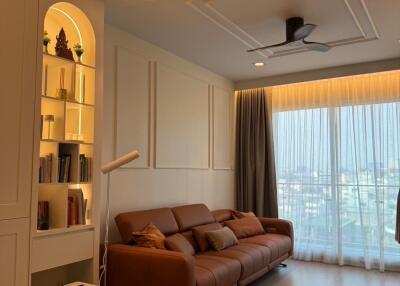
[[272, 72, 400, 271]]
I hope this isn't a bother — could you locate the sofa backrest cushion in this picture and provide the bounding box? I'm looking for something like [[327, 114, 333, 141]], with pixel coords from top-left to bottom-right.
[[212, 209, 233, 223], [172, 204, 215, 231], [225, 217, 265, 239], [180, 230, 200, 252], [165, 233, 195, 256], [115, 207, 179, 243]]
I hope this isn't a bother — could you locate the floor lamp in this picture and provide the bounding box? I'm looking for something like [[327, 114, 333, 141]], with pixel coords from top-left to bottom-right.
[[99, 150, 140, 286]]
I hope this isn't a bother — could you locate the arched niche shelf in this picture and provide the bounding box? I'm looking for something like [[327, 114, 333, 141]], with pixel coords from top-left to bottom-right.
[[44, 2, 96, 66]]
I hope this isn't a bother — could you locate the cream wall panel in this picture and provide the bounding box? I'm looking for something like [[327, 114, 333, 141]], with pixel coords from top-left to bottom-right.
[[103, 25, 235, 242], [0, 0, 37, 220], [213, 86, 233, 169], [156, 64, 209, 169], [116, 47, 150, 168], [0, 218, 29, 286]]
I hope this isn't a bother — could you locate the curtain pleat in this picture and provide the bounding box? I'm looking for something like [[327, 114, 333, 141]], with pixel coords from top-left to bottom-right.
[[272, 70, 400, 272], [235, 88, 278, 218]]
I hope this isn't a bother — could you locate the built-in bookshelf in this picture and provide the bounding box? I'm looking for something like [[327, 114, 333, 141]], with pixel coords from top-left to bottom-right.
[[36, 52, 95, 235], [30, 3, 101, 285]]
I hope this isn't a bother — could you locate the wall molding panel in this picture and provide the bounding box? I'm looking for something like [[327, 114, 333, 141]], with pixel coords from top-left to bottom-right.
[[155, 63, 210, 169], [115, 46, 151, 168], [104, 25, 235, 242], [212, 86, 233, 170]]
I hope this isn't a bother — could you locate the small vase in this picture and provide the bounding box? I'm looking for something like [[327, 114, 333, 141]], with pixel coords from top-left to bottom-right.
[[76, 52, 83, 63]]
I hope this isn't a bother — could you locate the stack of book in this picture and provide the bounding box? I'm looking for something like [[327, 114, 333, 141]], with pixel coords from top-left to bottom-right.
[[39, 154, 53, 183], [67, 188, 87, 226], [79, 154, 92, 182], [58, 154, 71, 182]]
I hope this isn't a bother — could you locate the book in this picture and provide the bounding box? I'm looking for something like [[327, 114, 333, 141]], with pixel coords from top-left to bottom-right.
[[58, 154, 72, 182], [79, 154, 92, 182], [67, 188, 87, 226], [39, 153, 53, 183]]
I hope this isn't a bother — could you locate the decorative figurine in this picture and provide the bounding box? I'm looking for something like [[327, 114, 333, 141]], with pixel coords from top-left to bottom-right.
[[73, 43, 84, 63], [55, 28, 74, 60]]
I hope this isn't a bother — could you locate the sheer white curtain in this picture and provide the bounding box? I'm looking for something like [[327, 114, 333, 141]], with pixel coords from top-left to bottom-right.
[[271, 71, 400, 271]]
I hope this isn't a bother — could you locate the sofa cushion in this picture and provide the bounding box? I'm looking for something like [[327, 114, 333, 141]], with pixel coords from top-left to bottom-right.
[[232, 210, 256, 219], [206, 227, 238, 251], [172, 204, 215, 231], [181, 230, 200, 252], [212, 209, 233, 223], [195, 255, 241, 286], [193, 222, 222, 252], [115, 207, 179, 243], [200, 243, 271, 280], [225, 217, 265, 239], [131, 223, 166, 249], [165, 233, 195, 256], [240, 233, 292, 260]]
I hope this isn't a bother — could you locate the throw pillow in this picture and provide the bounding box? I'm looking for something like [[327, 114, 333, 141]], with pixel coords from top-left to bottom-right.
[[192, 222, 222, 252], [232, 210, 256, 219], [165, 233, 195, 256], [132, 223, 166, 249], [206, 227, 239, 251], [225, 217, 265, 239]]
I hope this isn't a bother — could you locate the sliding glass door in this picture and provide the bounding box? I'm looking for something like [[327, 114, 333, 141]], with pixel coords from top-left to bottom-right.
[[273, 82, 400, 271]]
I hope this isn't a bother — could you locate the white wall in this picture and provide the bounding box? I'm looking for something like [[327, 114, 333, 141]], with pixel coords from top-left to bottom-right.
[[103, 25, 235, 242]]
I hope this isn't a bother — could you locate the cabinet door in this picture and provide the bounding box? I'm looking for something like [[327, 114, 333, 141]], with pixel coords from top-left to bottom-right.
[[0, 0, 38, 219], [0, 218, 30, 286]]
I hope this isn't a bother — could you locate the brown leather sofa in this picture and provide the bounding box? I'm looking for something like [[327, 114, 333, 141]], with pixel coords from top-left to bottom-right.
[[107, 204, 293, 286]]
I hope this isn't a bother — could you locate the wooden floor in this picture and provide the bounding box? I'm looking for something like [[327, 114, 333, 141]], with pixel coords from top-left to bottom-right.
[[251, 260, 400, 286]]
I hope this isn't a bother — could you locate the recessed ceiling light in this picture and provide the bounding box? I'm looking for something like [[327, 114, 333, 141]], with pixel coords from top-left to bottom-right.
[[254, 62, 265, 67]]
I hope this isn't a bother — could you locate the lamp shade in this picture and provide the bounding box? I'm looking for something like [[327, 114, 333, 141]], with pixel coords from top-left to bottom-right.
[[101, 150, 140, 174]]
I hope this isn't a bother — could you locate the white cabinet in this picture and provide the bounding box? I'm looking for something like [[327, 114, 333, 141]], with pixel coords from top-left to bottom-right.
[[0, 218, 30, 286], [0, 0, 37, 220]]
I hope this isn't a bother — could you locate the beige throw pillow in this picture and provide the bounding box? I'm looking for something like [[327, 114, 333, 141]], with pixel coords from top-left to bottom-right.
[[206, 227, 239, 251], [192, 222, 222, 252]]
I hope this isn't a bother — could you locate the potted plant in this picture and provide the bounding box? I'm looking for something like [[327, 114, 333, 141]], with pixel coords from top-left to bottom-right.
[[43, 31, 51, 54], [73, 43, 84, 63]]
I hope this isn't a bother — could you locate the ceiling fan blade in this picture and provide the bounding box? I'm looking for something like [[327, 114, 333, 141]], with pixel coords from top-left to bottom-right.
[[247, 41, 288, 52], [293, 24, 316, 41], [303, 41, 331, 52]]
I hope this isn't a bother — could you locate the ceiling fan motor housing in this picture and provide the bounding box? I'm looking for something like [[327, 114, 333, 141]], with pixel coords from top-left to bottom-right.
[[286, 17, 305, 42]]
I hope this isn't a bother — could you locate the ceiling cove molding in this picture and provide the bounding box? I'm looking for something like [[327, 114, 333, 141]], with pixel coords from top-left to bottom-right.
[[185, 1, 271, 59], [186, 0, 380, 59]]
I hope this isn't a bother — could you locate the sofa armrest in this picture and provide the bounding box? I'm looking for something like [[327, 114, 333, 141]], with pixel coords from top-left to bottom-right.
[[258, 217, 294, 255], [107, 244, 196, 286]]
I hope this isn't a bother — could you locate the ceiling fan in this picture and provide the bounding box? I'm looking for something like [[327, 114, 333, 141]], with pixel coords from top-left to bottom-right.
[[247, 17, 331, 53]]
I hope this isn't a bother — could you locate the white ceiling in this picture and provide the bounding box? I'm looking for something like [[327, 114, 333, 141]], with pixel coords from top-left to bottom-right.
[[105, 0, 400, 81]]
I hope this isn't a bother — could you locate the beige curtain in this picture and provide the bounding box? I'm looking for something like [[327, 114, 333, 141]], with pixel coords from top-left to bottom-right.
[[396, 189, 400, 243], [235, 88, 278, 218], [272, 70, 400, 271]]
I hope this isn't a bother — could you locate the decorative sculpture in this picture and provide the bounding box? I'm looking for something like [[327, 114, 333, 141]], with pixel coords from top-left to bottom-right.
[[55, 28, 74, 60]]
